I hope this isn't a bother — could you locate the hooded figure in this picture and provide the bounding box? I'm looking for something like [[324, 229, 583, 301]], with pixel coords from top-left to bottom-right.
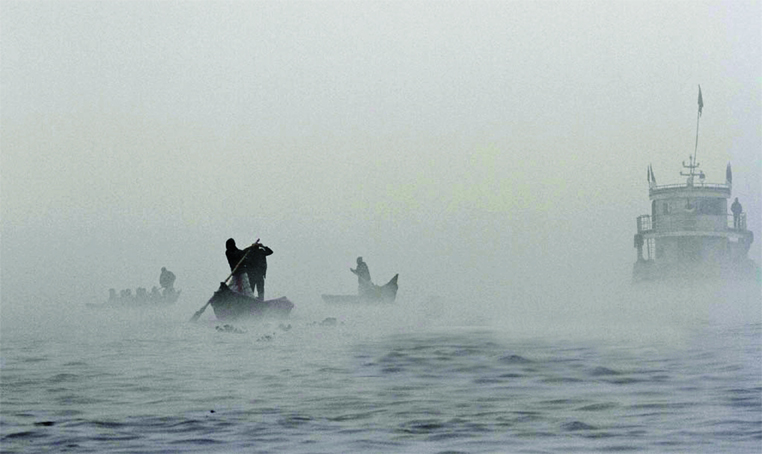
[[225, 238, 251, 294], [225, 238, 247, 272]]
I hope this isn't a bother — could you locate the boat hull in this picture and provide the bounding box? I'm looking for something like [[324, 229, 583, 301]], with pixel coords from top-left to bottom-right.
[[87, 290, 181, 309], [322, 274, 399, 304], [209, 282, 294, 321], [633, 258, 760, 284]]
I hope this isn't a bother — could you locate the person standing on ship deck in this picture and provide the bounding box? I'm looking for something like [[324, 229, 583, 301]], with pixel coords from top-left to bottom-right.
[[731, 197, 743, 230]]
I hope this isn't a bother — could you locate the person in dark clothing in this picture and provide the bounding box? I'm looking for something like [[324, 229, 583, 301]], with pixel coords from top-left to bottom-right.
[[225, 238, 248, 272], [225, 238, 253, 294], [159, 267, 176, 296], [245, 240, 273, 301], [731, 197, 743, 229], [350, 257, 372, 297]]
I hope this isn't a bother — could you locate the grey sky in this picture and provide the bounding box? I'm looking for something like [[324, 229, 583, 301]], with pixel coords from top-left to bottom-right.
[[2, 1, 760, 309]]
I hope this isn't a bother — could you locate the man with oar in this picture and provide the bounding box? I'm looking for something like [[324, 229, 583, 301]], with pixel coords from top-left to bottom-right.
[[189, 241, 253, 323], [225, 238, 253, 294], [225, 238, 273, 299], [351, 256, 372, 298]]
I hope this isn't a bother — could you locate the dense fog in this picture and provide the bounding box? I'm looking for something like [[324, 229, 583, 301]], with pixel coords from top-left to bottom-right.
[[2, 1, 760, 327]]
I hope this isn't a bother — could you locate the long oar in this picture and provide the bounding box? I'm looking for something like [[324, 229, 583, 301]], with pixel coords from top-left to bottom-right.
[[189, 249, 251, 322]]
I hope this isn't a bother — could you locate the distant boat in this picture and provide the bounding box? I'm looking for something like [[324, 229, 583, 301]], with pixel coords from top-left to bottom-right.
[[633, 93, 758, 283], [87, 288, 181, 309], [208, 282, 294, 321], [322, 274, 399, 304]]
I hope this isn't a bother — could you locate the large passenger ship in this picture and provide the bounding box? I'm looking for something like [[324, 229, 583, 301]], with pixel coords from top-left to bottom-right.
[[632, 89, 758, 283]]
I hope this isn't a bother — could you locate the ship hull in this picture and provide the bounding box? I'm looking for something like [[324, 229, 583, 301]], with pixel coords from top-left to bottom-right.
[[633, 259, 760, 284]]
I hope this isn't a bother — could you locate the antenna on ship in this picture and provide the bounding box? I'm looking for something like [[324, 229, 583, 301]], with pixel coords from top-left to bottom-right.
[[681, 85, 703, 185]]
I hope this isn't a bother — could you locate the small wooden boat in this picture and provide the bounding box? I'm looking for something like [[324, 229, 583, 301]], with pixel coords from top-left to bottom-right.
[[322, 274, 399, 304], [209, 282, 294, 321], [87, 289, 181, 309]]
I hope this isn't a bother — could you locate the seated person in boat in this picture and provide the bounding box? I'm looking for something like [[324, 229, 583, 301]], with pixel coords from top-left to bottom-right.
[[136, 287, 148, 300], [160, 267, 176, 297]]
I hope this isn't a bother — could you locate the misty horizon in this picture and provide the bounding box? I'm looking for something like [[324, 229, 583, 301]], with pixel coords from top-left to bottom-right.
[[2, 1, 760, 312]]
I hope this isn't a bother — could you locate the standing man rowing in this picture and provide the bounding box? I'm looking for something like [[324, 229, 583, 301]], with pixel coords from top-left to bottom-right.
[[225, 237, 273, 299], [246, 239, 273, 301]]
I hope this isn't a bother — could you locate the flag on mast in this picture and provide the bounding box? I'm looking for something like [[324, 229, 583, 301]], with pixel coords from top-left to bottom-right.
[[726, 163, 732, 184], [698, 85, 703, 116]]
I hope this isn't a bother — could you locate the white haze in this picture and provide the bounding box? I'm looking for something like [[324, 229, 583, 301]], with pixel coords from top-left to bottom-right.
[[1, 1, 760, 333]]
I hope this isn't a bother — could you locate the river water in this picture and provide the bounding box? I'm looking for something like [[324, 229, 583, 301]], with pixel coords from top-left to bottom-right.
[[1, 286, 760, 453]]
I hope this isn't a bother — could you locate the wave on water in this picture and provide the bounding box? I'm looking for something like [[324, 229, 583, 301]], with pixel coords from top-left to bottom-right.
[[1, 292, 760, 453]]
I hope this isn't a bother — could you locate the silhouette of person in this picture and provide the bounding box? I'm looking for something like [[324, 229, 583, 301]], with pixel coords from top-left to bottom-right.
[[731, 197, 743, 229], [350, 257, 372, 296], [160, 267, 176, 295], [225, 238, 252, 294], [245, 240, 273, 301]]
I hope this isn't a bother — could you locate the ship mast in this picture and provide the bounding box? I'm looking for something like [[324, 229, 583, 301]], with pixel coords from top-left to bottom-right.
[[681, 85, 703, 185]]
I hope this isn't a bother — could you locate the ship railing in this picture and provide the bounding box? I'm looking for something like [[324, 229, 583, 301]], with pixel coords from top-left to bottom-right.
[[730, 213, 748, 231], [636, 215, 652, 233], [636, 213, 747, 233], [650, 182, 730, 191]]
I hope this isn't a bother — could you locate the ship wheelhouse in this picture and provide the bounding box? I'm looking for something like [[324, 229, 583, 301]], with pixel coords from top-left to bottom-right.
[[633, 164, 755, 282]]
